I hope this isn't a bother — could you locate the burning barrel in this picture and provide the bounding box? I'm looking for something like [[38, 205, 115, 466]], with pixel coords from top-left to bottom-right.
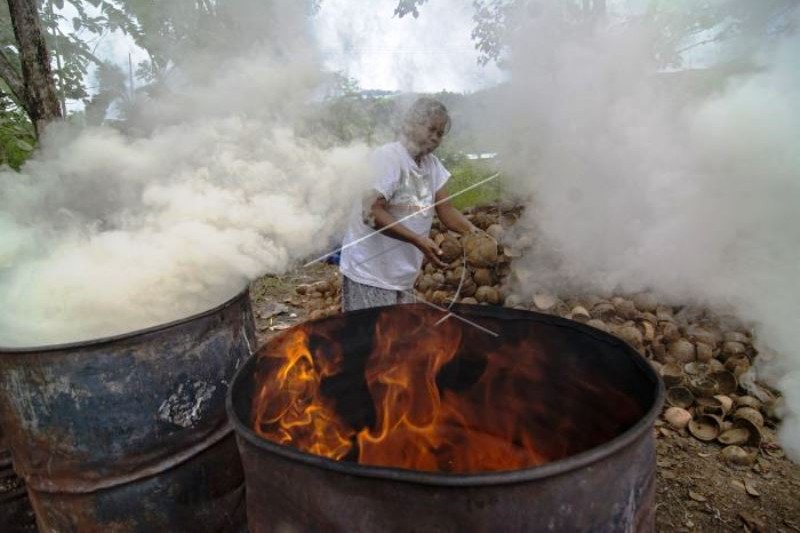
[[0, 287, 256, 532], [229, 303, 664, 532]]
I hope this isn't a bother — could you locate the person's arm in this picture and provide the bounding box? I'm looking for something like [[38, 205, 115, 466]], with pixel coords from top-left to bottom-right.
[[365, 194, 448, 268], [434, 186, 479, 235]]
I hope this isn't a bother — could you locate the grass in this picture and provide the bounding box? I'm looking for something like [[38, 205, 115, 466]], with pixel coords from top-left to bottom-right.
[[444, 159, 503, 210]]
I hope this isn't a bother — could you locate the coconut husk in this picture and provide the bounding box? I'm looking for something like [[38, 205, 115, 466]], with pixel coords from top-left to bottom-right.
[[460, 297, 478, 305], [463, 232, 498, 268], [472, 268, 495, 287], [475, 286, 500, 305], [439, 237, 462, 263]]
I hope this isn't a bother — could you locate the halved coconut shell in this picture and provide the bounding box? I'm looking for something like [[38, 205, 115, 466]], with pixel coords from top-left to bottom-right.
[[688, 376, 719, 398], [721, 445, 757, 466], [710, 371, 737, 395], [696, 396, 724, 416], [714, 395, 733, 416], [735, 395, 763, 410], [734, 407, 764, 428], [666, 387, 695, 409], [718, 427, 750, 446], [731, 418, 762, 448], [664, 407, 692, 430], [660, 363, 684, 387], [689, 415, 721, 442], [683, 362, 708, 376]]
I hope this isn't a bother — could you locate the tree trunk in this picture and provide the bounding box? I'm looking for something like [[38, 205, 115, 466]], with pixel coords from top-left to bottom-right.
[[7, 0, 62, 136]]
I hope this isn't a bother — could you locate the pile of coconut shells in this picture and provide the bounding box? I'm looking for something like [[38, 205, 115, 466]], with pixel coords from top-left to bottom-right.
[[414, 204, 521, 306], [411, 204, 782, 468], [295, 277, 342, 320]]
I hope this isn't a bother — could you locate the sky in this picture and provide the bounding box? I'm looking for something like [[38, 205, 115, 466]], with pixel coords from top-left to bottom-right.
[[85, 0, 506, 96], [313, 0, 506, 92]]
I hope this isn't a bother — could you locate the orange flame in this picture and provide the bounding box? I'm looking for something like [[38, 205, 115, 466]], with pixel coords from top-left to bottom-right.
[[251, 307, 642, 473], [251, 328, 353, 460]]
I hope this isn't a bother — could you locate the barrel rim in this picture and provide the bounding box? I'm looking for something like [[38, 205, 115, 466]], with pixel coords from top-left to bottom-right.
[[0, 284, 250, 353], [227, 303, 665, 487]]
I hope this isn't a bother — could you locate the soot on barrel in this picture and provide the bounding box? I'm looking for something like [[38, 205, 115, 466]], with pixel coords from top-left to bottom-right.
[[250, 304, 650, 473]]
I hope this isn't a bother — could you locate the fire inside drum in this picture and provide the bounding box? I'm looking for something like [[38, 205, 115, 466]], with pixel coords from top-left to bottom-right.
[[249, 305, 650, 473], [229, 304, 664, 532]]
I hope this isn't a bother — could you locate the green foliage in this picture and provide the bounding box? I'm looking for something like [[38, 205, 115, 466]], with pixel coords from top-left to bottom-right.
[[0, 98, 36, 169], [445, 157, 502, 210]]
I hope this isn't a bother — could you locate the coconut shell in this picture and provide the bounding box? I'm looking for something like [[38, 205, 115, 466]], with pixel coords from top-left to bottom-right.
[[473, 268, 495, 287], [723, 331, 750, 344], [445, 266, 468, 287], [661, 323, 681, 342], [460, 278, 477, 298], [591, 302, 616, 319], [719, 427, 750, 446], [695, 342, 713, 363], [439, 237, 462, 263], [431, 272, 446, 287], [431, 290, 452, 306], [688, 376, 718, 398], [486, 224, 504, 241], [570, 305, 591, 322], [613, 298, 638, 320], [416, 274, 435, 293], [734, 407, 764, 428], [696, 396, 724, 416], [660, 363, 684, 387], [722, 341, 747, 359], [688, 415, 720, 442], [463, 232, 498, 268], [534, 293, 558, 311], [720, 445, 757, 466], [735, 396, 763, 410], [616, 325, 643, 350], [632, 292, 658, 313], [668, 339, 696, 364], [504, 293, 523, 308], [710, 371, 737, 395], [667, 387, 695, 409], [475, 286, 500, 305], [664, 407, 692, 430], [714, 395, 733, 415], [587, 319, 610, 333]]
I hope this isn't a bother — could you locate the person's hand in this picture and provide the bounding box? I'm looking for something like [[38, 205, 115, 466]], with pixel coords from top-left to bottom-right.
[[415, 236, 448, 268]]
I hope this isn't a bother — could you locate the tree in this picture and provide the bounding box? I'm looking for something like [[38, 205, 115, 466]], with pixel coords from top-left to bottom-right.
[[395, 0, 798, 68], [2, 0, 62, 136]]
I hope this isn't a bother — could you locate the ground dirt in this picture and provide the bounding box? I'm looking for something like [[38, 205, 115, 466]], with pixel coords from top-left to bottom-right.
[[2, 264, 798, 532], [248, 263, 800, 533]]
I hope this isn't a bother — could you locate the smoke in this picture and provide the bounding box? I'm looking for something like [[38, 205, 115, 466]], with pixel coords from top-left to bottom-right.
[[491, 5, 800, 459], [0, 2, 371, 346]]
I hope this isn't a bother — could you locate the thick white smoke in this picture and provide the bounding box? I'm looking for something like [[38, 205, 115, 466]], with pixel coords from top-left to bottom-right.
[[494, 7, 800, 459], [0, 6, 371, 346]]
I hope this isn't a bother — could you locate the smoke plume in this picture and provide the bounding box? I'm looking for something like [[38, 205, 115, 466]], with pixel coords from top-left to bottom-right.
[[0, 2, 371, 346], [493, 6, 800, 459]]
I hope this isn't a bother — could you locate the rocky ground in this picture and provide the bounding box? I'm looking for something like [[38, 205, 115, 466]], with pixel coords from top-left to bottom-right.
[[249, 203, 800, 532]]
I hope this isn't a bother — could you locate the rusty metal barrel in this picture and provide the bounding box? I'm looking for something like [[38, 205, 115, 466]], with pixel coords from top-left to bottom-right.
[[228, 304, 664, 532], [0, 287, 256, 532]]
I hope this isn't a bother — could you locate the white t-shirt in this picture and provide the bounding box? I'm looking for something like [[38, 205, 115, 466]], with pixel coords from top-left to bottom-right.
[[340, 141, 451, 290]]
